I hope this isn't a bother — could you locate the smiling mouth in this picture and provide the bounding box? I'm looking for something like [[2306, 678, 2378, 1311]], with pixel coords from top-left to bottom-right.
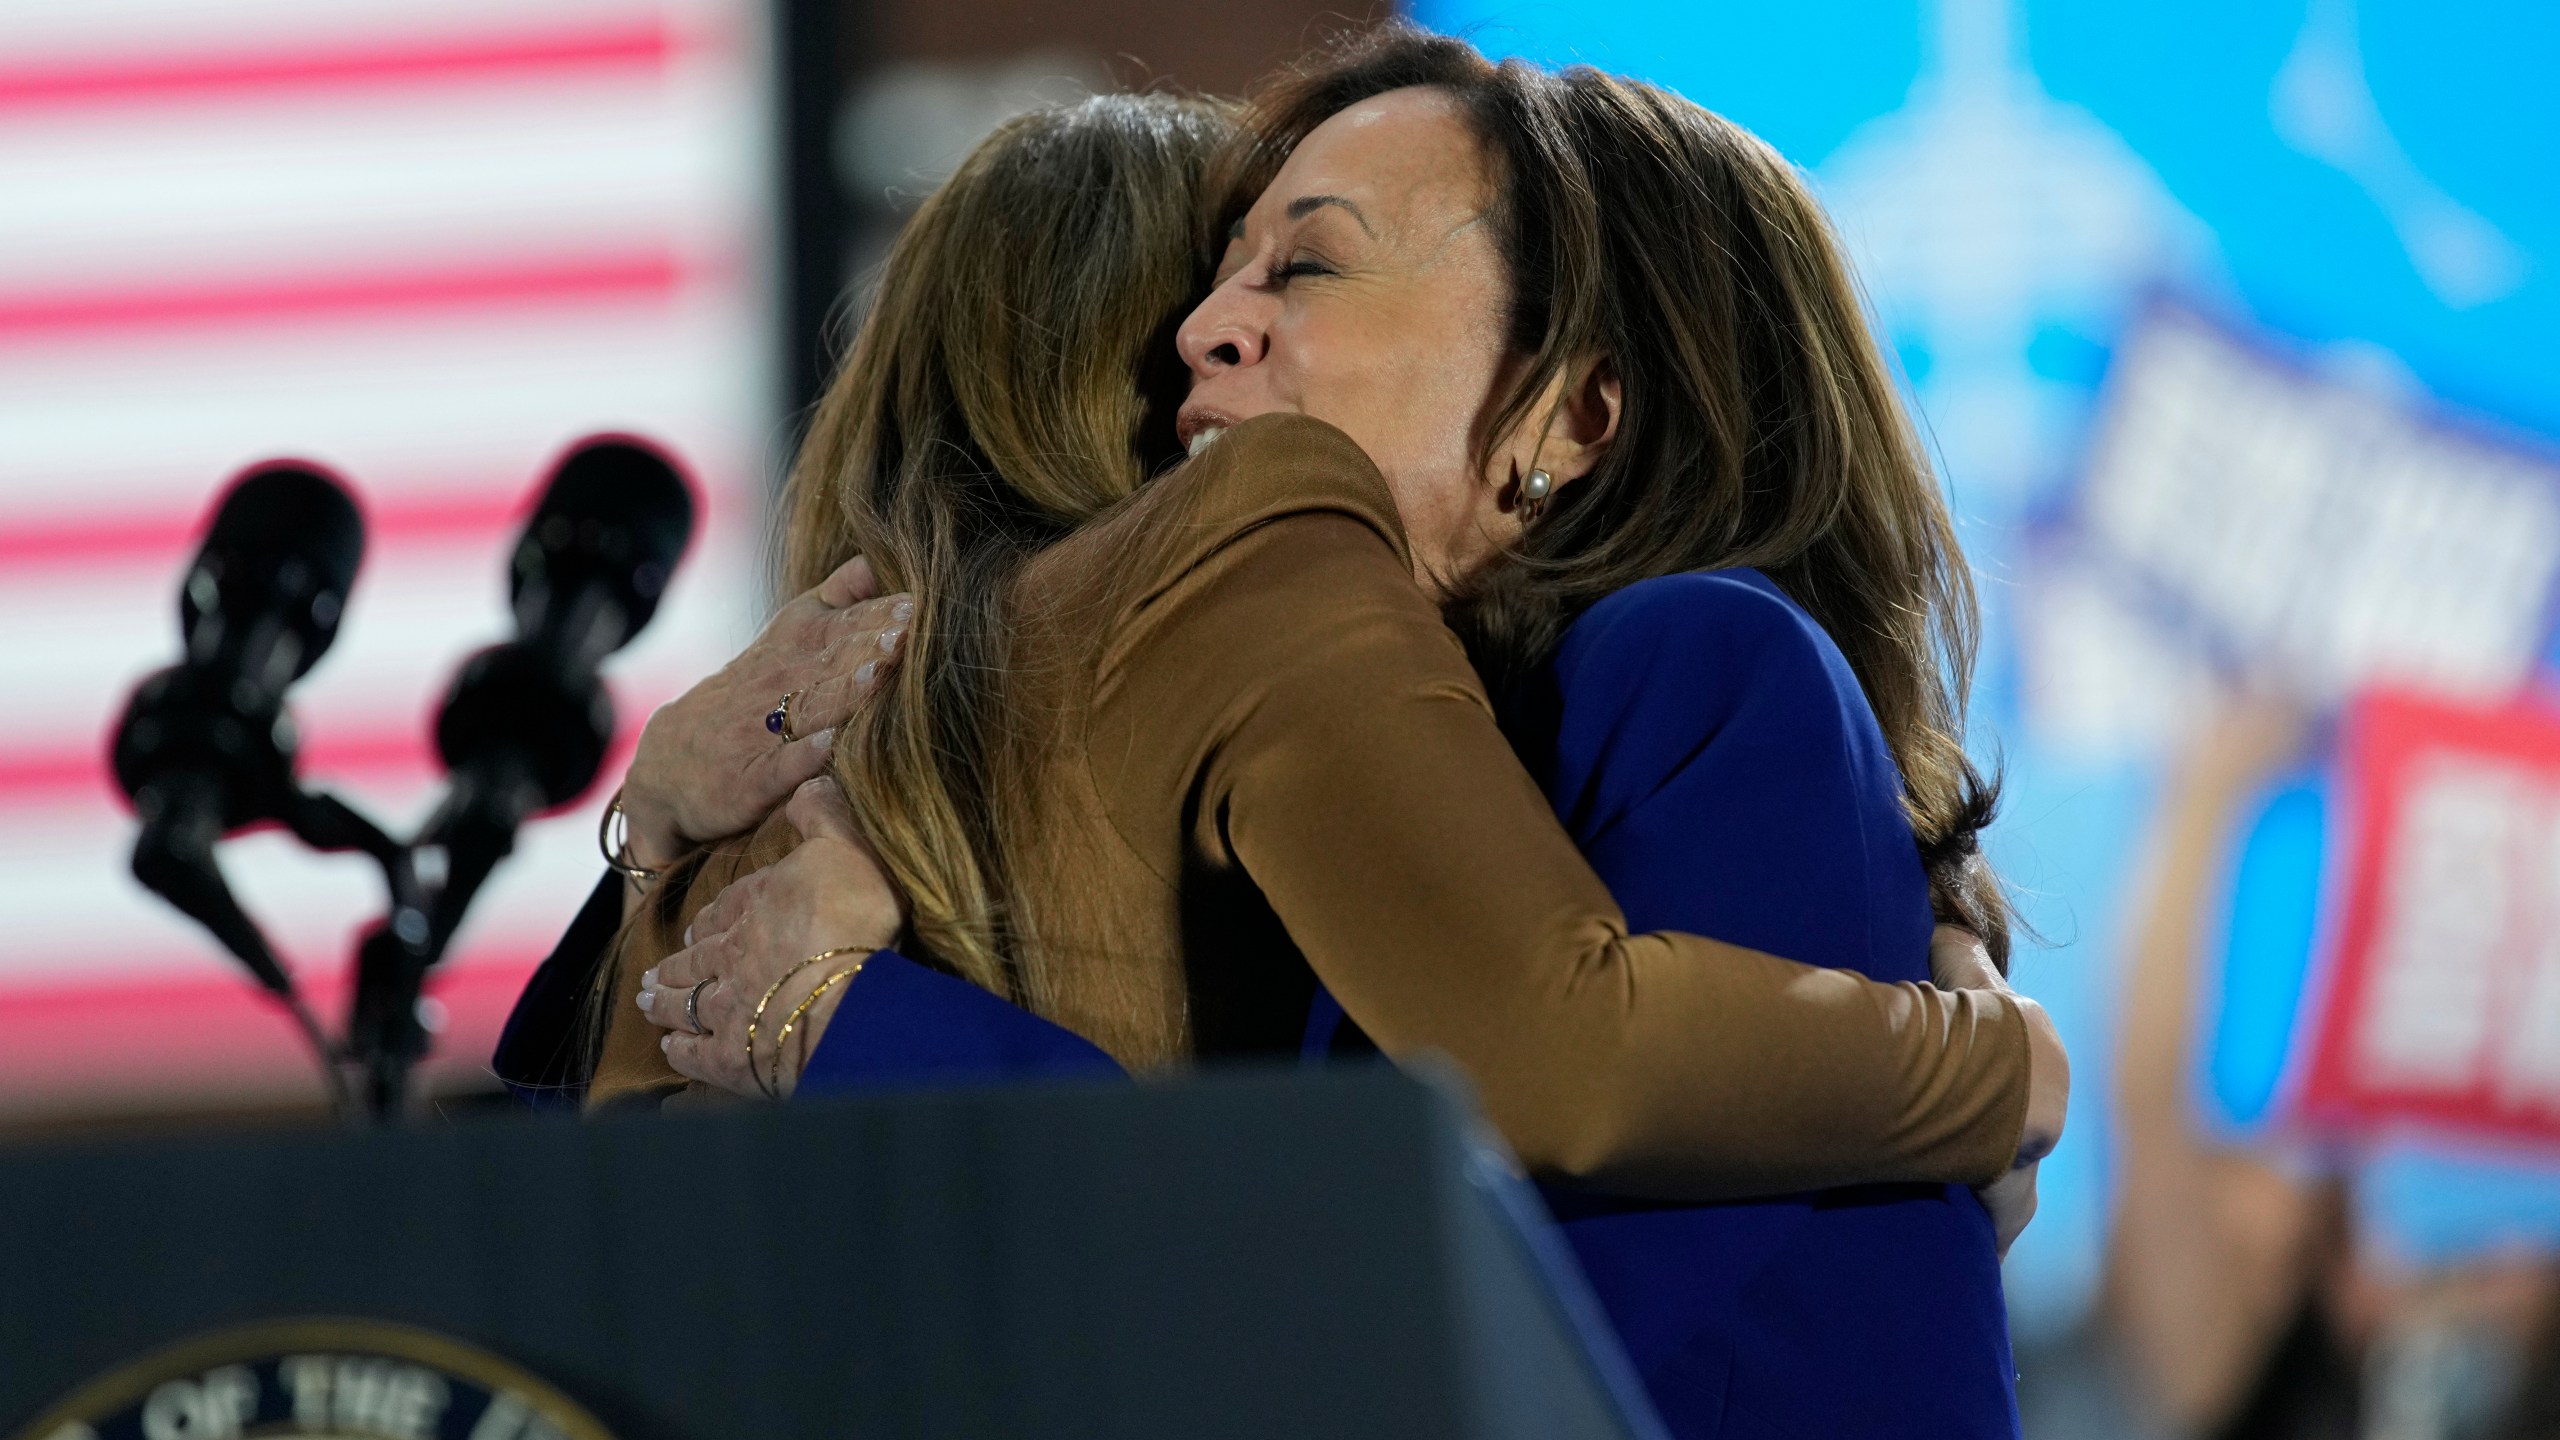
[[1176, 407, 1236, 458]]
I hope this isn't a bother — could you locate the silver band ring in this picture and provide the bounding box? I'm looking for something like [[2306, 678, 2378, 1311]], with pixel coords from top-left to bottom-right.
[[685, 977, 714, 1035]]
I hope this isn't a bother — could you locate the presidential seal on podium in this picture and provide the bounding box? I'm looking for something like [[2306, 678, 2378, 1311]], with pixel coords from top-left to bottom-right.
[[9, 1318, 615, 1440]]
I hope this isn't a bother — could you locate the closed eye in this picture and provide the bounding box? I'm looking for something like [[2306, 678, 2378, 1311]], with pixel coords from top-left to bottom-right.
[[1266, 256, 1335, 285]]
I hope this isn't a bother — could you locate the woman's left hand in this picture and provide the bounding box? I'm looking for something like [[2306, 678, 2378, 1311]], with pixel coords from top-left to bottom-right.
[[616, 556, 911, 871], [636, 778, 907, 1098], [1931, 924, 2064, 1259]]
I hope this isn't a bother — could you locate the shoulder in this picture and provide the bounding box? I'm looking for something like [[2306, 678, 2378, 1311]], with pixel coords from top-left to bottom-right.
[[1058, 419, 1483, 880], [1131, 413, 1407, 582], [1027, 412, 1442, 684], [1545, 570, 1882, 827], [1557, 569, 1847, 712], [1103, 415, 1458, 688], [1574, 568, 1819, 646], [1064, 417, 1479, 760], [1021, 413, 1409, 631], [1543, 572, 1916, 918]]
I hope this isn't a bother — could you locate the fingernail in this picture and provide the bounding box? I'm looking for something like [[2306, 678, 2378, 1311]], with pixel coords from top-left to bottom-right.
[[660, 1034, 673, 1051], [682, 925, 693, 947], [879, 628, 903, 652], [854, 659, 878, 685], [636, 989, 654, 1012], [805, 727, 835, 749], [892, 597, 914, 622], [641, 966, 659, 988]]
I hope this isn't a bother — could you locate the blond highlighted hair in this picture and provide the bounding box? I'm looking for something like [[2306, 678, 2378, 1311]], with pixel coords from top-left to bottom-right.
[[779, 94, 1234, 998]]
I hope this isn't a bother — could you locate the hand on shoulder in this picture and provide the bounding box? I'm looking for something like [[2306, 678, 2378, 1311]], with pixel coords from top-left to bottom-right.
[[634, 778, 909, 1098], [618, 556, 911, 867]]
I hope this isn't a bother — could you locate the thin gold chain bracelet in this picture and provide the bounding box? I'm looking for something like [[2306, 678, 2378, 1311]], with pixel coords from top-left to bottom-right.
[[746, 947, 865, 1099], [768, 957, 872, 1097]]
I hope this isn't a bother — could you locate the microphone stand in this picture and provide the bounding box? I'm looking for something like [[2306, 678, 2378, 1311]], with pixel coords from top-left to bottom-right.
[[343, 759, 541, 1120], [129, 715, 583, 1124], [120, 661, 406, 1119], [129, 776, 345, 1110], [128, 775, 425, 1122], [127, 645, 628, 1122], [342, 633, 616, 1120]]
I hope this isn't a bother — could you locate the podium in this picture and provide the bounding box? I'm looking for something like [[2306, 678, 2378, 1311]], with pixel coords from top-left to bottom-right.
[[2, 1067, 1662, 1439]]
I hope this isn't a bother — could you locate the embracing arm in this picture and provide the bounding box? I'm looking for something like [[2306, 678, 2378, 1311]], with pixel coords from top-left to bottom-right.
[[1096, 419, 2036, 1200]]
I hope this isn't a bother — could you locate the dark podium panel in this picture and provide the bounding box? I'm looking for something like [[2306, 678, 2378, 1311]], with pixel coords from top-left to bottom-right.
[[2, 1067, 1660, 1439]]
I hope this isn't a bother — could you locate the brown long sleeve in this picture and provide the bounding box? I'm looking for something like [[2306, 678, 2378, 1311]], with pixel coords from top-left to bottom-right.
[[1074, 414, 2031, 1197]]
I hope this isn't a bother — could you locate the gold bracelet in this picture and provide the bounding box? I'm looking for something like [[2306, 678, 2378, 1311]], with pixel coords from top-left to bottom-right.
[[598, 788, 662, 887], [746, 947, 865, 1100], [769, 958, 871, 1097]]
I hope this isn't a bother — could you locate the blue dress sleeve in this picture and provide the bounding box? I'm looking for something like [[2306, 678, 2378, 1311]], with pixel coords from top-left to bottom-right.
[[494, 870, 622, 1109], [494, 872, 1126, 1107], [795, 951, 1127, 1096]]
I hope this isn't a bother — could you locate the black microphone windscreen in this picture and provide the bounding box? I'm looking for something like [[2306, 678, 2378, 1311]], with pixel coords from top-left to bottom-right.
[[509, 437, 694, 652], [181, 461, 365, 687]]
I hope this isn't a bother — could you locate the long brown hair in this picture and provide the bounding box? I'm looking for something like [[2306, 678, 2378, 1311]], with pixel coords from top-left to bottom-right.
[[781, 93, 1232, 995], [1218, 26, 2011, 960]]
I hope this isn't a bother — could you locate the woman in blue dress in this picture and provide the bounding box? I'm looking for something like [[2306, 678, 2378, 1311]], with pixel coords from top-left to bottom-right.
[[1456, 570, 2020, 1437], [508, 30, 2062, 1440]]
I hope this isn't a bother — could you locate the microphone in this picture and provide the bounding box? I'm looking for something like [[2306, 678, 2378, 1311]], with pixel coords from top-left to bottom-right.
[[113, 464, 363, 823], [346, 438, 691, 1113], [507, 437, 693, 674], [434, 437, 694, 820], [181, 464, 365, 713], [111, 462, 366, 1000]]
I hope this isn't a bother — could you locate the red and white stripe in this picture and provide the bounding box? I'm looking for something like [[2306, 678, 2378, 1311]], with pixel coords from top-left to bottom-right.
[[0, 0, 774, 1118]]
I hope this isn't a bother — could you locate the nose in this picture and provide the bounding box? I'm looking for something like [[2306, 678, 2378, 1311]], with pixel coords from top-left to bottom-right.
[[1176, 275, 1269, 378]]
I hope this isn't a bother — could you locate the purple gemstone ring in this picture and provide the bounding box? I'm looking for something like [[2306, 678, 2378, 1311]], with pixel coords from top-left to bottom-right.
[[765, 689, 805, 743]]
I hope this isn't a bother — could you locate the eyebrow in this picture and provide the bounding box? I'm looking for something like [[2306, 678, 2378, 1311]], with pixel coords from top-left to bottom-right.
[[1284, 194, 1375, 236]]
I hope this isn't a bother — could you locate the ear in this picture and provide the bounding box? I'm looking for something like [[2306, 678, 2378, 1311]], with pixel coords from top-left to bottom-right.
[[1536, 356, 1621, 490]]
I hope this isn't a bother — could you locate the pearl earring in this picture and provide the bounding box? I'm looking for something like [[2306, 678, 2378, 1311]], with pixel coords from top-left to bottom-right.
[[1519, 468, 1553, 525]]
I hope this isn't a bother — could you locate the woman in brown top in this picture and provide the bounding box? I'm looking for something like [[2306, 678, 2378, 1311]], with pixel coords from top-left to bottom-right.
[[588, 44, 2063, 1202]]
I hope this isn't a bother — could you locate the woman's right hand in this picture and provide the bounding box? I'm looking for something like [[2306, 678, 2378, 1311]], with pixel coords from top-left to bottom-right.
[[642, 777, 908, 1098], [617, 557, 912, 868], [1932, 924, 2069, 1257]]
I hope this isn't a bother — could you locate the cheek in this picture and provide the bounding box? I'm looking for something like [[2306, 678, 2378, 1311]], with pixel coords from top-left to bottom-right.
[[1267, 314, 1395, 451], [1272, 310, 1362, 398], [1381, 328, 1508, 491], [1380, 467, 1480, 543], [1292, 311, 1474, 456]]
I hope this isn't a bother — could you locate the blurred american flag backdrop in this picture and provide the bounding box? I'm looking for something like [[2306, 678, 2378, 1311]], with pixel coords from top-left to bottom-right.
[[0, 0, 776, 1119]]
